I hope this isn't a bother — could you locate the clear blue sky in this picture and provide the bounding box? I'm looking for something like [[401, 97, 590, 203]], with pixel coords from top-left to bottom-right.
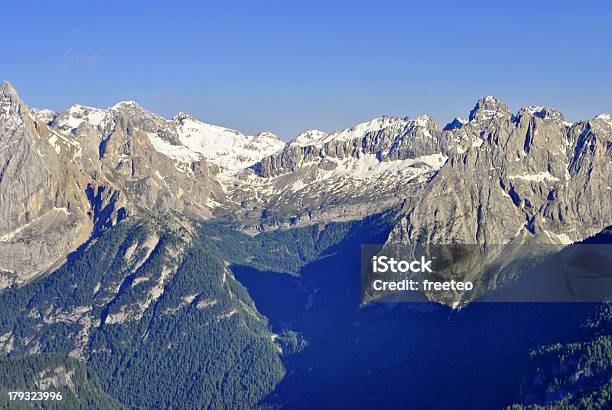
[[3, 0, 611, 139]]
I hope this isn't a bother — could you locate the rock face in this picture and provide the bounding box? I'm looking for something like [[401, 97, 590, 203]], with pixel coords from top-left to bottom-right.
[[0, 82, 215, 289], [384, 97, 611, 305], [0, 82, 93, 286], [0, 82, 610, 296], [66, 101, 214, 219], [388, 97, 611, 246], [254, 116, 446, 177], [232, 115, 450, 230]]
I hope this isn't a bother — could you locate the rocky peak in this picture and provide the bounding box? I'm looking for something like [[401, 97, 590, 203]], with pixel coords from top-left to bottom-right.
[[173, 112, 196, 124], [1, 81, 29, 123], [291, 129, 328, 147], [339, 115, 407, 138], [110, 100, 144, 111], [385, 97, 611, 305], [255, 131, 281, 141], [0, 81, 41, 152], [52, 104, 110, 136], [0, 80, 19, 100], [409, 114, 438, 129], [468, 96, 512, 122], [517, 105, 564, 122], [593, 113, 612, 128]]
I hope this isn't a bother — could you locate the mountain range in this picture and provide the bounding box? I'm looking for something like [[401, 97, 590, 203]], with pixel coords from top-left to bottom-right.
[[1, 80, 610, 298]]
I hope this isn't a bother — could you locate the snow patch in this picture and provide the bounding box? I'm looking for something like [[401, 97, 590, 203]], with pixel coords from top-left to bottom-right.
[[327, 153, 447, 180], [508, 172, 559, 183], [146, 132, 201, 164]]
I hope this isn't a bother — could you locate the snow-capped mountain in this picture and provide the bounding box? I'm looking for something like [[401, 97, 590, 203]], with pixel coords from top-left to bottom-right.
[[1, 80, 610, 304], [173, 112, 285, 171], [289, 116, 409, 148]]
